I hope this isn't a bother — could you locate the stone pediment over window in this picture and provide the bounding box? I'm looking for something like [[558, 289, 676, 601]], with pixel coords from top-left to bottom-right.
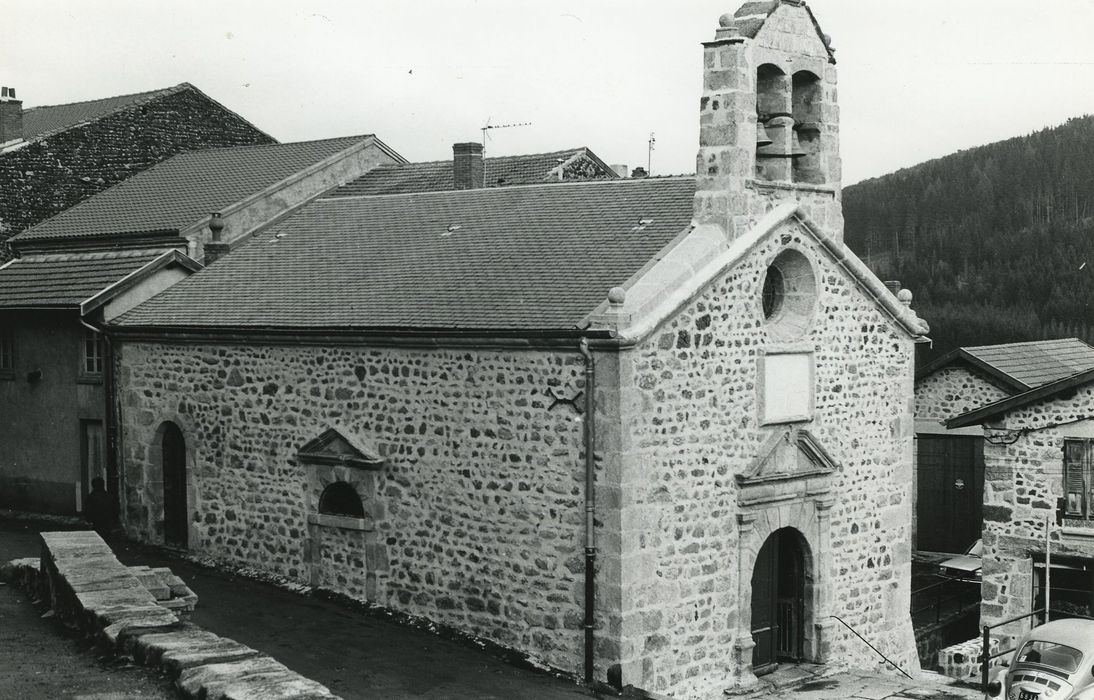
[[297, 425, 385, 470], [736, 428, 836, 507]]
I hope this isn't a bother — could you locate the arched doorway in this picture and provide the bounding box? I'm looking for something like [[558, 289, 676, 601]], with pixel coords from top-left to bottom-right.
[[161, 422, 188, 548], [751, 527, 807, 674]]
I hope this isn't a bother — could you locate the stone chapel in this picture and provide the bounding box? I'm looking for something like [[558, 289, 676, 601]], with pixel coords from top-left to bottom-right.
[[106, 2, 929, 697]]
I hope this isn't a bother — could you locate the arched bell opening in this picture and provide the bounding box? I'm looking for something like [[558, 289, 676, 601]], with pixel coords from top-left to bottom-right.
[[791, 71, 824, 184], [756, 64, 792, 181]]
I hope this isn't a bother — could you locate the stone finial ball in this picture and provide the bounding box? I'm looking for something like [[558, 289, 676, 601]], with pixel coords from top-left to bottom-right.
[[718, 13, 735, 27], [897, 288, 913, 305], [608, 287, 627, 306]]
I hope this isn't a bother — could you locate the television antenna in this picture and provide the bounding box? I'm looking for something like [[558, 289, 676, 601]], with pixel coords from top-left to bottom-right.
[[480, 119, 533, 159]]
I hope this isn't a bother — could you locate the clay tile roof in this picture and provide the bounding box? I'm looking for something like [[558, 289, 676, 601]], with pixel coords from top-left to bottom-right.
[[114, 177, 697, 331], [329, 148, 614, 198], [0, 252, 163, 308], [20, 84, 189, 140], [13, 136, 375, 242], [963, 338, 1094, 389]]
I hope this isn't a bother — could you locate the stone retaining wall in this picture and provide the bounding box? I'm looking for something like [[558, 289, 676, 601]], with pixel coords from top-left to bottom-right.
[[938, 636, 1001, 684], [1, 530, 339, 700]]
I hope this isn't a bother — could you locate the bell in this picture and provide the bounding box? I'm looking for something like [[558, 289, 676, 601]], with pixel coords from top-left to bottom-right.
[[756, 121, 773, 148], [790, 129, 808, 158]]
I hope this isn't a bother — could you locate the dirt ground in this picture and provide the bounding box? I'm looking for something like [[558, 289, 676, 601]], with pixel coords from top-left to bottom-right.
[[0, 517, 600, 700]]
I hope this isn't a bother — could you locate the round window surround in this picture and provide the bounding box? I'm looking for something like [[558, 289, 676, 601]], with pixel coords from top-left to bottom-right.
[[760, 249, 817, 340]]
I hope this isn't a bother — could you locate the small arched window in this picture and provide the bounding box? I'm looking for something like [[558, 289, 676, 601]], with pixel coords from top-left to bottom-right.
[[319, 481, 365, 518]]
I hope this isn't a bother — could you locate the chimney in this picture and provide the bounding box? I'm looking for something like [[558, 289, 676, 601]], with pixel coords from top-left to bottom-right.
[[453, 142, 484, 190], [610, 164, 629, 179], [203, 212, 230, 265], [0, 87, 23, 144]]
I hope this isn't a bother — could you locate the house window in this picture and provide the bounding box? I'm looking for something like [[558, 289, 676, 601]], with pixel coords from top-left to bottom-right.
[[82, 329, 104, 377], [1063, 440, 1094, 520], [0, 328, 13, 378]]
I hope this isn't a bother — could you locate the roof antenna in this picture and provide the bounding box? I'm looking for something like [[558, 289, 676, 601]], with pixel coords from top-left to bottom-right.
[[647, 132, 656, 175], [480, 119, 533, 159]]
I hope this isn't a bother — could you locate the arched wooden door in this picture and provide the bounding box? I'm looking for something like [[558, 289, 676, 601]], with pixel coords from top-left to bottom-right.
[[751, 528, 806, 674], [162, 423, 188, 548]]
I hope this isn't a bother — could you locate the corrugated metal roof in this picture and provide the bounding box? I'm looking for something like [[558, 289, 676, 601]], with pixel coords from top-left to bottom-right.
[[115, 177, 697, 330], [0, 252, 163, 308], [13, 136, 374, 242]]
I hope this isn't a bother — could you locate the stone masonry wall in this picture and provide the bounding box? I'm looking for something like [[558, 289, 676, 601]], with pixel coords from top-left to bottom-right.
[[0, 87, 273, 256], [915, 365, 1012, 421], [117, 342, 597, 674], [610, 218, 920, 698], [979, 385, 1094, 639]]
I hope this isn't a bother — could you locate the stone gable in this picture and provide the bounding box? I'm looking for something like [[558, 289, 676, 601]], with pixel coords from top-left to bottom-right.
[[607, 219, 919, 695], [0, 87, 273, 258], [915, 365, 1012, 421]]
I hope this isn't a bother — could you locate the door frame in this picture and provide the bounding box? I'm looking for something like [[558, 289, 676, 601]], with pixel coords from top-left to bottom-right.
[[159, 421, 189, 548]]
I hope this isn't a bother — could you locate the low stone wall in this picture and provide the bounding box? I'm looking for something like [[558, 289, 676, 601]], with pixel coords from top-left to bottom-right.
[[3, 530, 339, 700], [938, 636, 1002, 684]]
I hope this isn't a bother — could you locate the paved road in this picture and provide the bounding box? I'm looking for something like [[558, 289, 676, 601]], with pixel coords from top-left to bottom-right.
[[0, 518, 599, 700]]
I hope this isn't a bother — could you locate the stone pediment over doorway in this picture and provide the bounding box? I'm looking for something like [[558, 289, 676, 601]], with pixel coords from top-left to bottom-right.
[[736, 428, 837, 507], [297, 425, 385, 470]]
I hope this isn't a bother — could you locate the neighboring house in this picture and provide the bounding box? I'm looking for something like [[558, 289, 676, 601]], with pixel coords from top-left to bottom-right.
[[329, 144, 617, 197], [946, 366, 1094, 638], [0, 82, 275, 258], [0, 135, 404, 516], [106, 3, 930, 697], [914, 338, 1094, 552]]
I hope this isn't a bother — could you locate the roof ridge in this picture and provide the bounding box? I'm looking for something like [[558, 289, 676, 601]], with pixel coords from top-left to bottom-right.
[[368, 148, 591, 169], [23, 83, 186, 113], [167, 134, 375, 159], [966, 337, 1085, 351], [320, 174, 694, 202]]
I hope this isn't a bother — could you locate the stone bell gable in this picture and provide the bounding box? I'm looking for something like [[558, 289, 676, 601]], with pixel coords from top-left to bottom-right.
[[695, 0, 842, 245]]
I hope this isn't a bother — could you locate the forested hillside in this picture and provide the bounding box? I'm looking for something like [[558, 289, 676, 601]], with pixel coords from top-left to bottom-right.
[[844, 115, 1094, 362]]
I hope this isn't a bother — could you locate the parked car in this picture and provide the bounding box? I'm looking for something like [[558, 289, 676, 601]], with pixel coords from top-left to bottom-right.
[[937, 539, 982, 582], [986, 619, 1094, 700]]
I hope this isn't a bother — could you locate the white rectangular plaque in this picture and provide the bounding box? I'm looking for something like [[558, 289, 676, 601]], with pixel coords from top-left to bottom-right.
[[760, 352, 814, 424]]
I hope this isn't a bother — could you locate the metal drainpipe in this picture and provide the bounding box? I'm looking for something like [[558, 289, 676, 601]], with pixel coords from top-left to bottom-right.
[[578, 337, 596, 683]]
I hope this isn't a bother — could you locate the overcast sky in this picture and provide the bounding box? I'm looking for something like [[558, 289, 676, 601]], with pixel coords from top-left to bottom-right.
[[6, 0, 1094, 185]]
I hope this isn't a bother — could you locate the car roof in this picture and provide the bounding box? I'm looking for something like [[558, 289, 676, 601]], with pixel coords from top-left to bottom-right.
[[1026, 619, 1094, 647]]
